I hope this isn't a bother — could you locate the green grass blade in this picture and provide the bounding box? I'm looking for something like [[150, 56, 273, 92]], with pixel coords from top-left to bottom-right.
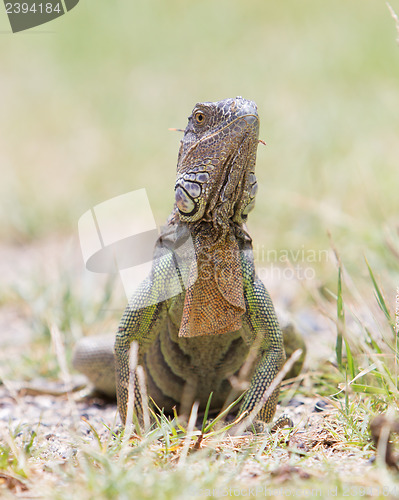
[[364, 328, 382, 353], [336, 266, 344, 369], [203, 392, 245, 433], [365, 257, 395, 332], [201, 392, 213, 433], [349, 384, 391, 395], [344, 339, 356, 380]]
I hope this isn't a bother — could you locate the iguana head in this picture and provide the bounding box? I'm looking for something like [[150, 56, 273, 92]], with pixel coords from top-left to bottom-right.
[[174, 97, 260, 338], [175, 96, 259, 229]]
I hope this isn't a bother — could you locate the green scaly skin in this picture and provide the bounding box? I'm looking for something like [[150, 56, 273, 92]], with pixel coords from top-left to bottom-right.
[[115, 234, 285, 425], [74, 97, 305, 430]]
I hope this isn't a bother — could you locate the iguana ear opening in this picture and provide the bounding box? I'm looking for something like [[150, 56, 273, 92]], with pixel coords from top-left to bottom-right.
[[175, 186, 196, 216]]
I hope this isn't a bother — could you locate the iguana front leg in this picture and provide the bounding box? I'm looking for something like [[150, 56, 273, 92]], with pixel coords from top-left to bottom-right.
[[114, 250, 179, 424], [115, 299, 165, 424], [239, 255, 285, 425]]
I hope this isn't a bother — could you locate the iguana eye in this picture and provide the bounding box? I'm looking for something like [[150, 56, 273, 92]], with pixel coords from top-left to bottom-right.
[[194, 111, 205, 124]]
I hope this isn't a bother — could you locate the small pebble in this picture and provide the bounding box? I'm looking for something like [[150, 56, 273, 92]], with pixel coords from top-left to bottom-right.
[[313, 400, 329, 412]]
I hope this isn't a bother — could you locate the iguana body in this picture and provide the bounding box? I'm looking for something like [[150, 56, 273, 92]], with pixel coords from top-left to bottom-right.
[[74, 97, 305, 427]]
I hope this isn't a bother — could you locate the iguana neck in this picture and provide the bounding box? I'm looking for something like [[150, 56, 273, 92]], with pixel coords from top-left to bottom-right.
[[174, 218, 245, 338]]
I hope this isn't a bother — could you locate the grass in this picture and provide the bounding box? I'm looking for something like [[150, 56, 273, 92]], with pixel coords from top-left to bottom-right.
[[1, 0, 399, 498]]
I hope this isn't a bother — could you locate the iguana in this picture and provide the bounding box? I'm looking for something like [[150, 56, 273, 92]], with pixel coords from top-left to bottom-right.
[[73, 97, 305, 429]]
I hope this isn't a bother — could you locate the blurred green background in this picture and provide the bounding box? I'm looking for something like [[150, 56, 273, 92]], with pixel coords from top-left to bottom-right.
[[1, 0, 398, 281]]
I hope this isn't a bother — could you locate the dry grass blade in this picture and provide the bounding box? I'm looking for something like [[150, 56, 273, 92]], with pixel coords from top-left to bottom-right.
[[124, 341, 139, 441], [0, 472, 28, 494], [136, 365, 150, 433], [331, 363, 377, 397], [387, 2, 399, 43], [177, 401, 199, 467], [296, 413, 349, 452], [50, 323, 79, 431]]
